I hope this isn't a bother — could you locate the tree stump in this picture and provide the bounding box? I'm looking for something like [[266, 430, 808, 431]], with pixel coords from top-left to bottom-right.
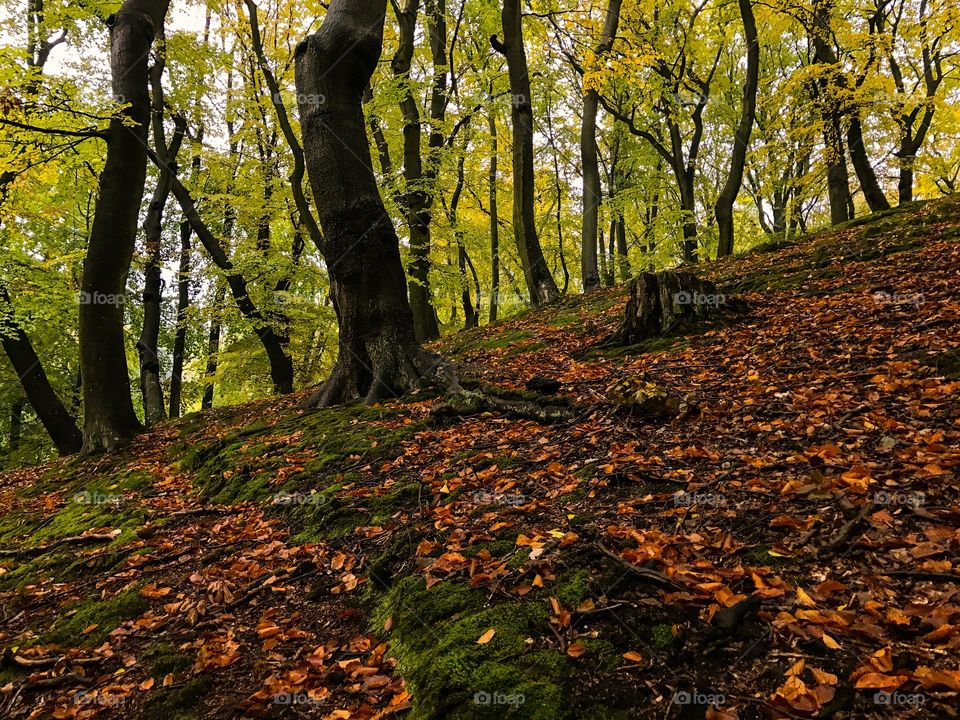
[[612, 271, 725, 344]]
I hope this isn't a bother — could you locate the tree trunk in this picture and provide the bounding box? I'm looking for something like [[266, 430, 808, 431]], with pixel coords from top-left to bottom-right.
[[8, 397, 25, 453], [613, 271, 723, 344], [493, 0, 559, 305], [488, 107, 500, 323], [847, 112, 891, 212], [392, 0, 441, 342], [715, 0, 759, 258], [79, 0, 170, 452], [580, 0, 623, 291], [295, 0, 453, 407], [811, 0, 852, 225], [201, 279, 225, 410], [0, 286, 83, 455], [137, 47, 183, 426], [168, 219, 190, 418]]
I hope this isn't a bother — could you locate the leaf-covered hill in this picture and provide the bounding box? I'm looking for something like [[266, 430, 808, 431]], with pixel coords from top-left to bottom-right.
[[1, 197, 959, 719]]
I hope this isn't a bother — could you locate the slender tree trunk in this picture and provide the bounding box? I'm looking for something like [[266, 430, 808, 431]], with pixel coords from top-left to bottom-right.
[[0, 286, 83, 455], [715, 0, 759, 258], [392, 0, 441, 341], [295, 0, 453, 407], [168, 220, 190, 418], [201, 279, 225, 410], [580, 0, 623, 291], [488, 107, 500, 323], [8, 397, 25, 453], [137, 48, 184, 426], [811, 0, 852, 225], [847, 112, 891, 212], [493, 0, 559, 305], [79, 0, 170, 452]]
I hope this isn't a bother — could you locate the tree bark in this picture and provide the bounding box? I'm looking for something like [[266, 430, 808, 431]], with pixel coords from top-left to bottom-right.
[[810, 0, 853, 225], [0, 286, 82, 455], [201, 279, 225, 410], [391, 0, 441, 341], [295, 0, 454, 407], [715, 0, 759, 258], [847, 112, 891, 212], [137, 43, 184, 426], [79, 0, 170, 452], [580, 0, 623, 291], [168, 219, 190, 418], [492, 0, 559, 305], [488, 106, 500, 323]]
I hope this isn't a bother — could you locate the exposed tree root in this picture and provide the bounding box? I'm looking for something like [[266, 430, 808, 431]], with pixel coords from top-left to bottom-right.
[[0, 530, 119, 558]]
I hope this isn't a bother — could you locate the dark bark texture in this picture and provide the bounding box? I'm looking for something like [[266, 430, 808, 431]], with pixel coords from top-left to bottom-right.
[[295, 0, 454, 407], [79, 0, 170, 452]]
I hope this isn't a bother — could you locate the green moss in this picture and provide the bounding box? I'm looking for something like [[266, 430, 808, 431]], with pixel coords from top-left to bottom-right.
[[141, 675, 212, 720], [146, 643, 194, 679], [550, 570, 590, 609], [651, 624, 675, 650], [48, 587, 148, 646], [372, 576, 573, 719]]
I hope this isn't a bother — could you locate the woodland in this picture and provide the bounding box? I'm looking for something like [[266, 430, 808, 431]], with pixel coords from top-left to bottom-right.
[[0, 0, 959, 719]]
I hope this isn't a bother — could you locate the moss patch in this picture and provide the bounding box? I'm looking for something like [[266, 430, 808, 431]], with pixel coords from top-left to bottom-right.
[[48, 587, 148, 646], [372, 576, 573, 719]]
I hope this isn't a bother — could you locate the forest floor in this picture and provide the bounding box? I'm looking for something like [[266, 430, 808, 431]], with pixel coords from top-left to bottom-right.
[[1, 197, 960, 720]]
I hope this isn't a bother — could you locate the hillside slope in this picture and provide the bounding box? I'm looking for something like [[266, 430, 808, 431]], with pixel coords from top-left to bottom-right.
[[1, 198, 959, 719]]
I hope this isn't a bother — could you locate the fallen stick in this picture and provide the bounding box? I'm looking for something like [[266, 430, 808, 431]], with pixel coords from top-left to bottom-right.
[[594, 543, 691, 591], [0, 530, 120, 558], [817, 502, 877, 558]]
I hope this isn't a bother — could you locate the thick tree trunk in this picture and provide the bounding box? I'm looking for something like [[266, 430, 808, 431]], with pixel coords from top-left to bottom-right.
[[613, 271, 723, 344], [580, 0, 623, 292], [847, 113, 891, 212], [168, 220, 190, 418], [488, 107, 500, 323], [715, 0, 759, 258], [295, 0, 454, 407], [493, 0, 559, 305], [0, 286, 82, 455], [79, 0, 170, 452]]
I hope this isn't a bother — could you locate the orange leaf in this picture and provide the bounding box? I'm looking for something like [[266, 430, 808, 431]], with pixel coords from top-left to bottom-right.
[[477, 628, 496, 645]]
